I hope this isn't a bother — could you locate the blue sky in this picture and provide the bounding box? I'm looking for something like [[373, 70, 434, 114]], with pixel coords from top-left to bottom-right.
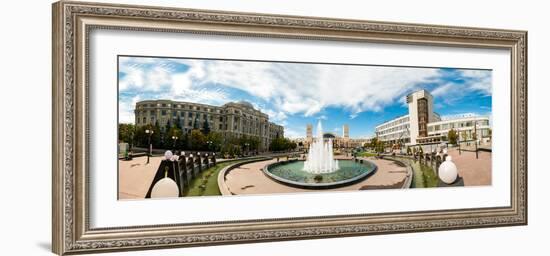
[[118, 56, 492, 138]]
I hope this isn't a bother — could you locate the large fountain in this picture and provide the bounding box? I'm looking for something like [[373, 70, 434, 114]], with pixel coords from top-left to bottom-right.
[[263, 120, 377, 189], [302, 121, 339, 174]]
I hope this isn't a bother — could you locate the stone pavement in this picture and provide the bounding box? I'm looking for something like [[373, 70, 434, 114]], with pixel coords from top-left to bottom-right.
[[447, 148, 492, 186], [117, 148, 491, 200], [118, 156, 163, 199]]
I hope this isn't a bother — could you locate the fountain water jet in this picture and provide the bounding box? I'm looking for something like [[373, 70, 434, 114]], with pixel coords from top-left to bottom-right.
[[303, 120, 339, 174]]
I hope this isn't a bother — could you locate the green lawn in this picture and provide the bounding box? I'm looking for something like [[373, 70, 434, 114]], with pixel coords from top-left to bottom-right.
[[184, 160, 241, 197], [357, 152, 378, 157]]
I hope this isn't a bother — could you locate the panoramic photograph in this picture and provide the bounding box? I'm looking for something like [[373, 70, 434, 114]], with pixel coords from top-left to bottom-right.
[[117, 55, 493, 200]]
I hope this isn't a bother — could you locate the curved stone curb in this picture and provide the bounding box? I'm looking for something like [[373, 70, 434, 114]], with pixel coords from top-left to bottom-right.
[[217, 157, 271, 195], [392, 157, 415, 189], [382, 156, 414, 189], [262, 159, 378, 189], [402, 165, 414, 188]]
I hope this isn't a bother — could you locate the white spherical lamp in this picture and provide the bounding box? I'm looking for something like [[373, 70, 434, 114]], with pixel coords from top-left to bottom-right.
[[150, 178, 179, 198], [164, 150, 173, 161], [438, 156, 458, 184]]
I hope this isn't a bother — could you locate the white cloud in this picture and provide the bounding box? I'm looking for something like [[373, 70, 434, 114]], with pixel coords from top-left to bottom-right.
[[260, 108, 288, 125], [283, 127, 303, 139], [431, 82, 455, 97], [461, 69, 492, 95], [119, 95, 141, 123], [187, 61, 439, 118], [119, 56, 491, 125]]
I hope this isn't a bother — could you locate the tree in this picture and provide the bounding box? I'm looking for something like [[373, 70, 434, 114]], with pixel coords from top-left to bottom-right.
[[369, 138, 379, 150], [269, 137, 295, 152], [376, 140, 386, 153], [175, 116, 182, 130], [152, 121, 161, 148], [202, 118, 211, 135], [118, 123, 135, 145], [221, 136, 242, 158], [165, 120, 172, 132], [189, 129, 206, 150], [206, 131, 223, 152], [447, 129, 459, 145], [183, 131, 190, 150], [134, 123, 161, 149], [460, 130, 468, 141], [167, 126, 183, 149]]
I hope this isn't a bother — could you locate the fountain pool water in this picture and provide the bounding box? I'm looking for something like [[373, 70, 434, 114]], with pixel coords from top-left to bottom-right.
[[262, 120, 377, 189]]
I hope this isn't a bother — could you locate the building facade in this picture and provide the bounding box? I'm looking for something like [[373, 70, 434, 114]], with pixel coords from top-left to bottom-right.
[[374, 90, 490, 146], [134, 100, 284, 151], [300, 123, 367, 149]]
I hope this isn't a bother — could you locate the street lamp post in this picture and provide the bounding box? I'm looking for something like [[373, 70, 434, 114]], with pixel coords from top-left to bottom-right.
[[244, 143, 250, 156], [206, 140, 212, 152], [172, 136, 178, 152], [145, 129, 154, 164], [474, 119, 479, 159]]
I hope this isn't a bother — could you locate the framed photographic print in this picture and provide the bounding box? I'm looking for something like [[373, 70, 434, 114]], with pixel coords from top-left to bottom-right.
[[52, 1, 527, 255]]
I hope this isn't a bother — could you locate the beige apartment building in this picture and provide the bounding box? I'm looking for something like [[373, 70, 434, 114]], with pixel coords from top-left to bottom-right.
[[134, 100, 284, 151]]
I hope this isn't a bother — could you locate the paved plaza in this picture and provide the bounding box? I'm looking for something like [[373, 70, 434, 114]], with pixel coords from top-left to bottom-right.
[[118, 148, 491, 200], [447, 148, 492, 186], [118, 156, 162, 199], [222, 157, 409, 195]]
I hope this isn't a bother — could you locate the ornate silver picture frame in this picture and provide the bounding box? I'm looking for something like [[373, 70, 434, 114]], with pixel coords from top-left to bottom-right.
[[52, 1, 527, 255]]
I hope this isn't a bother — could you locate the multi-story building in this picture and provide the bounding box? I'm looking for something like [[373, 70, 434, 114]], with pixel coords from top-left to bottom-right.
[[302, 123, 362, 149], [374, 90, 490, 146], [375, 115, 411, 145], [134, 100, 284, 151], [426, 114, 491, 143]]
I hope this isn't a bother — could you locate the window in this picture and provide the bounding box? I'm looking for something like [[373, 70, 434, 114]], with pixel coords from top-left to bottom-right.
[[161, 110, 166, 116], [142, 117, 146, 123], [162, 103, 166, 107]]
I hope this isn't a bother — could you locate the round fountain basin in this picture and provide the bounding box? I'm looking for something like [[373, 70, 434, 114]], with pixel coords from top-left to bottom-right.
[[263, 159, 377, 189]]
